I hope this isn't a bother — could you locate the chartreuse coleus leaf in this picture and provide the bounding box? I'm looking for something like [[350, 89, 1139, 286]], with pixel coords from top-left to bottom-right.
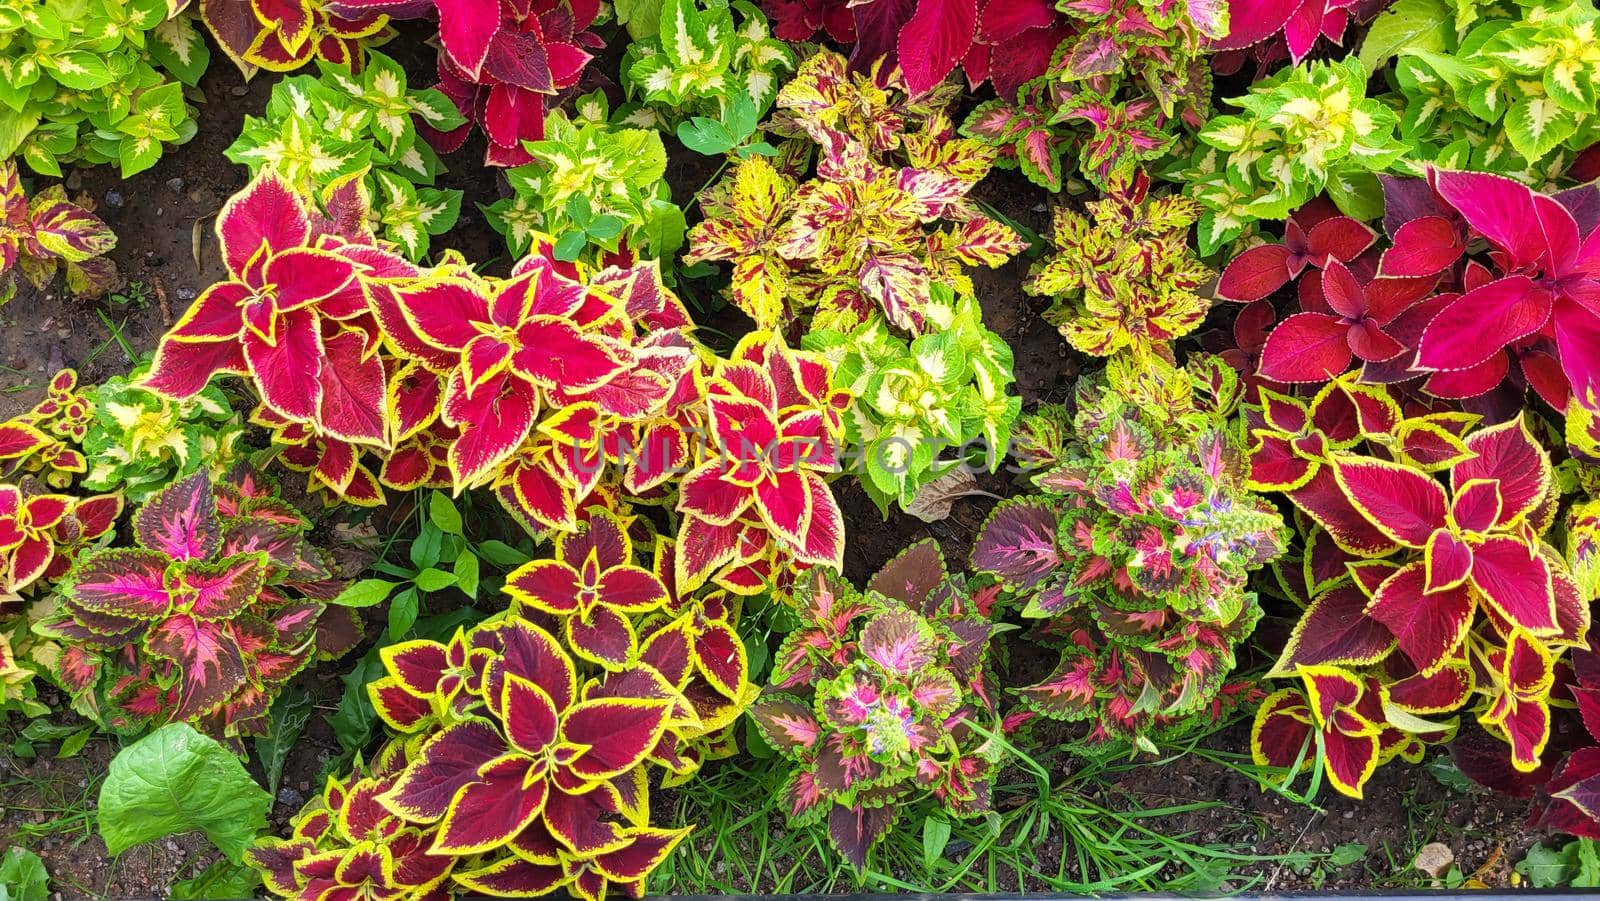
[[1174, 58, 1407, 254], [618, 0, 793, 136], [485, 91, 685, 264], [98, 723, 271, 861], [0, 0, 198, 176], [1026, 170, 1211, 359], [803, 285, 1020, 514], [224, 51, 465, 261]]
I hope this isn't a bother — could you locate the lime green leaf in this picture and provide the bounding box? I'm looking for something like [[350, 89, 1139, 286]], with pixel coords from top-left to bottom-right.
[[1359, 0, 1451, 71], [427, 491, 463, 535], [97, 723, 270, 862]]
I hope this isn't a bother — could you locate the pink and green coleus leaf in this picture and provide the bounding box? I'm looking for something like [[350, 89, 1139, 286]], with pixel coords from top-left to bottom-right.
[[970, 497, 1061, 590], [134, 473, 222, 561], [748, 692, 823, 756]]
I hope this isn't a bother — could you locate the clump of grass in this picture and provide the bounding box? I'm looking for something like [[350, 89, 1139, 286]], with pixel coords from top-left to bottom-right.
[[652, 718, 1323, 894]]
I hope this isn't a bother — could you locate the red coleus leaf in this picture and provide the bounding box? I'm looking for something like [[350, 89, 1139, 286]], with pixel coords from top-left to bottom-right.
[[1251, 688, 1314, 770], [1257, 312, 1351, 383], [1450, 416, 1550, 528], [1470, 535, 1556, 636], [1380, 216, 1464, 278], [560, 697, 670, 781], [1423, 167, 1600, 406], [1365, 562, 1472, 674], [1331, 457, 1447, 549], [1217, 244, 1294, 302], [381, 720, 509, 821], [1273, 586, 1394, 673], [897, 0, 978, 95], [1416, 277, 1553, 372]]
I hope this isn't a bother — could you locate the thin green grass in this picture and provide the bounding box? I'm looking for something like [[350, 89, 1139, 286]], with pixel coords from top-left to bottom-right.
[[653, 718, 1324, 895]]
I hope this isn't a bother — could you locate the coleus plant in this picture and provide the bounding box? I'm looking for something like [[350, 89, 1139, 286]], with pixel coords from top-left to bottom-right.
[[327, 0, 605, 167], [802, 284, 1020, 513], [959, 0, 1220, 192], [1175, 58, 1407, 254], [0, 160, 118, 304], [0, 368, 95, 490], [1403, 169, 1600, 450], [81, 360, 244, 503], [351, 607, 739, 900], [41, 470, 361, 739], [1025, 170, 1212, 358], [0, 475, 120, 719], [0, 0, 200, 176], [686, 50, 1025, 335], [144, 172, 402, 455], [248, 740, 455, 900], [760, 0, 1069, 97], [1232, 172, 1600, 438], [748, 540, 1003, 872], [675, 330, 850, 593], [504, 508, 668, 670], [225, 52, 467, 261], [0, 479, 121, 607], [973, 356, 1287, 749], [483, 92, 685, 264], [1247, 395, 1589, 795], [1389, 0, 1600, 172], [1208, 0, 1373, 66], [617, 0, 794, 132], [185, 0, 391, 74]]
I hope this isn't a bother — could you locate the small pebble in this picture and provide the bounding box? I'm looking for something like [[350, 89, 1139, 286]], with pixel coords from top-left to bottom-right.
[[64, 171, 82, 191], [230, 85, 248, 97], [104, 189, 124, 209], [166, 177, 185, 193], [1414, 842, 1454, 878], [278, 787, 304, 807], [177, 287, 196, 302]]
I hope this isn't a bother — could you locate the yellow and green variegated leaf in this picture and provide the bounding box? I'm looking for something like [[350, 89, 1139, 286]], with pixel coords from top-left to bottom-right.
[[1503, 94, 1578, 162]]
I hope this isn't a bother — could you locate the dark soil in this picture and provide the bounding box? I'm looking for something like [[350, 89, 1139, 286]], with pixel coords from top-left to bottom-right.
[[0, 28, 1548, 899]]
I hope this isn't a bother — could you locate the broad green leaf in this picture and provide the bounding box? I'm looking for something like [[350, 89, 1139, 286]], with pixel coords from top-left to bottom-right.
[[1359, 0, 1450, 71], [97, 724, 270, 862], [253, 687, 312, 796], [427, 491, 463, 535], [454, 550, 480, 599], [328, 649, 384, 754], [921, 816, 952, 869], [387, 587, 420, 639], [330, 578, 395, 608], [1518, 842, 1578, 888], [414, 567, 457, 592], [410, 523, 442, 569], [477, 539, 532, 567], [0, 848, 48, 901], [616, 0, 666, 38]]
